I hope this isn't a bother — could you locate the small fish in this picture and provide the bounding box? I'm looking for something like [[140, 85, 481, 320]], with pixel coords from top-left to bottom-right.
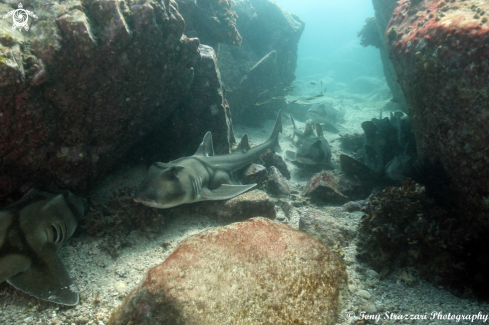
[[289, 99, 298, 104], [306, 97, 316, 100], [258, 89, 269, 96], [255, 100, 272, 106], [324, 87, 327, 92], [310, 82, 318, 85], [272, 96, 285, 99], [284, 86, 296, 90], [321, 80, 323, 87], [274, 82, 283, 88], [314, 93, 324, 97]]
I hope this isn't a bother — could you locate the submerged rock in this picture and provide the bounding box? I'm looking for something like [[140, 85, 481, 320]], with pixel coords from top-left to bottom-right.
[[0, 0, 232, 205], [220, 0, 305, 126], [242, 163, 268, 184], [303, 171, 348, 204], [267, 166, 290, 195], [383, 0, 489, 224], [184, 189, 276, 221], [299, 209, 356, 248], [261, 149, 290, 179], [108, 217, 347, 325]]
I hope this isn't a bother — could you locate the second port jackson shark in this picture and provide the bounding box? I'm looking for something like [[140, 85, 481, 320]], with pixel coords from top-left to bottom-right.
[[134, 111, 283, 208]]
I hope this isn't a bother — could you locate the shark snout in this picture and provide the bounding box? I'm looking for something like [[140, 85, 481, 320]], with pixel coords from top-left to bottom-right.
[[133, 185, 158, 207], [133, 196, 158, 208]]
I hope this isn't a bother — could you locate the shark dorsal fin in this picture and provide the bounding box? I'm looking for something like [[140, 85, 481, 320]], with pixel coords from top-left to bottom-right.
[[304, 123, 314, 137], [194, 132, 215, 157], [314, 123, 323, 137], [236, 134, 250, 153]]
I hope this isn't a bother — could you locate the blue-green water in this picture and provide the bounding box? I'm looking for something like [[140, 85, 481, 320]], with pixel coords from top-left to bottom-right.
[[274, 0, 382, 82]]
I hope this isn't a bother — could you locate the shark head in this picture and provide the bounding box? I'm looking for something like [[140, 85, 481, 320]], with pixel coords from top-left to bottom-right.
[[134, 163, 188, 209], [0, 188, 84, 306], [294, 123, 333, 167], [296, 140, 327, 165]]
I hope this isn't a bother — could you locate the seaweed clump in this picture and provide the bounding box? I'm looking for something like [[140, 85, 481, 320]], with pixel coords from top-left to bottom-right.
[[357, 178, 489, 299], [357, 17, 383, 48], [356, 180, 456, 282], [82, 186, 167, 257]]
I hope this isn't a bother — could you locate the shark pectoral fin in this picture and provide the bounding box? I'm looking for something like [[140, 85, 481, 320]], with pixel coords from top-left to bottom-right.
[[285, 150, 297, 161], [7, 246, 79, 306], [200, 184, 256, 201], [0, 254, 31, 284]]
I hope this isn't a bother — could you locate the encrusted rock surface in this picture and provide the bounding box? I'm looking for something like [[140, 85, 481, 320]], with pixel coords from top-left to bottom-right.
[[299, 209, 356, 248], [176, 0, 242, 47], [261, 149, 290, 179], [108, 217, 347, 325], [267, 166, 289, 195], [242, 163, 268, 184], [303, 171, 349, 204], [383, 0, 489, 226], [183, 189, 276, 220], [0, 0, 232, 205]]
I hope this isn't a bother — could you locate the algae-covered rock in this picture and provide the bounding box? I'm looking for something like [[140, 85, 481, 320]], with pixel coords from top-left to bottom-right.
[[382, 0, 489, 241], [109, 217, 347, 325], [0, 0, 232, 205]]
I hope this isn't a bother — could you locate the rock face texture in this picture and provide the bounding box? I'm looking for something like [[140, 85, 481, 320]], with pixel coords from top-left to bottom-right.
[[175, 0, 304, 126], [184, 189, 277, 221], [383, 0, 489, 225], [367, 0, 408, 112], [0, 0, 233, 205], [303, 171, 349, 204], [109, 217, 347, 325], [219, 0, 304, 126]]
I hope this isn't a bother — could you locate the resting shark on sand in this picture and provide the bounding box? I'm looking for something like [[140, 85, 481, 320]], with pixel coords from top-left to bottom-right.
[[134, 111, 283, 208], [0, 188, 84, 306], [286, 116, 338, 170]]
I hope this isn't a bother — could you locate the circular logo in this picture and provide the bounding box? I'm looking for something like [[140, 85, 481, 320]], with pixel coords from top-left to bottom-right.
[[12, 8, 28, 30]]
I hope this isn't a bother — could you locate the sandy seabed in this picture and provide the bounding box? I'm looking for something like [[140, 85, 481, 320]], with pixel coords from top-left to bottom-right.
[[1, 97, 488, 325]]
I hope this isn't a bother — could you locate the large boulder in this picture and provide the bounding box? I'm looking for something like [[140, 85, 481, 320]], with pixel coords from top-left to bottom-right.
[[174, 0, 305, 127], [220, 0, 305, 126], [0, 0, 233, 205], [108, 217, 347, 324], [384, 0, 489, 225]]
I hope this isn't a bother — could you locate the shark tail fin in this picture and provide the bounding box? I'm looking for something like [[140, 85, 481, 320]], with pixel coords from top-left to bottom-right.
[[268, 110, 283, 153]]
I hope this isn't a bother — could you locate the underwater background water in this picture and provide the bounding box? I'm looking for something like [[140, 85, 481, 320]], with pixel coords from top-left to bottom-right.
[[273, 0, 381, 81]]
